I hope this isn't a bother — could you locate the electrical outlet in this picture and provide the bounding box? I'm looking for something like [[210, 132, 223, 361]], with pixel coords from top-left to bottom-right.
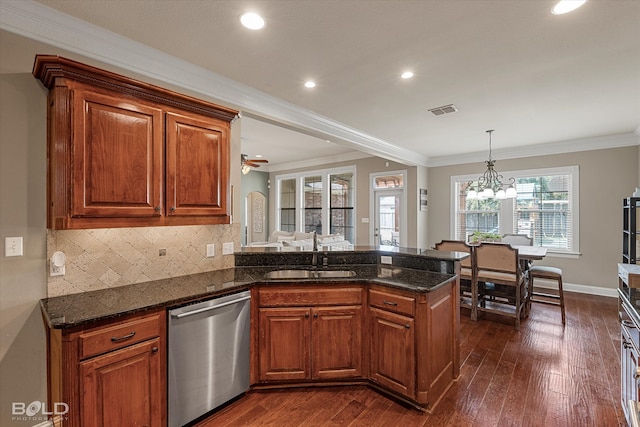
[[222, 242, 234, 255], [380, 255, 393, 265], [206, 244, 215, 258]]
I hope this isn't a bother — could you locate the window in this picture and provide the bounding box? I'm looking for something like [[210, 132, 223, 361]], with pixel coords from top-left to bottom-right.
[[452, 166, 579, 254], [304, 175, 322, 233], [276, 167, 356, 242], [279, 178, 296, 232], [330, 173, 354, 242]]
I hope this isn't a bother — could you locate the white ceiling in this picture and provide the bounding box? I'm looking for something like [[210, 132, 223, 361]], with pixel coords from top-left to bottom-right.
[[2, 0, 640, 170]]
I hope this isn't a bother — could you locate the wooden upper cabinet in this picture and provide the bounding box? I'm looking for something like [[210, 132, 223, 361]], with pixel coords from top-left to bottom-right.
[[73, 88, 163, 219], [32, 55, 237, 229], [165, 112, 229, 218]]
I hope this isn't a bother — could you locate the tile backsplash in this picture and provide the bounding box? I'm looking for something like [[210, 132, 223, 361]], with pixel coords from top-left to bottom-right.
[[47, 224, 240, 297]]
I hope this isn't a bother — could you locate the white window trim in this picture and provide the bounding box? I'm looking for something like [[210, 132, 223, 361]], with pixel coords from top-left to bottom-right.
[[450, 165, 580, 257], [369, 169, 408, 246], [275, 165, 356, 236]]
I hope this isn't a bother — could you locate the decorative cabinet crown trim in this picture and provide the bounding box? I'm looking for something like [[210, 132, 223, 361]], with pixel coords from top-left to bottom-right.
[[33, 55, 238, 122]]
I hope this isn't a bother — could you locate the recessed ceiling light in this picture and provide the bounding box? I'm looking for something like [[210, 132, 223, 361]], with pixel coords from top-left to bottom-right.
[[304, 81, 316, 89], [551, 0, 587, 15], [255, 154, 263, 158], [240, 12, 265, 30], [401, 71, 414, 79]]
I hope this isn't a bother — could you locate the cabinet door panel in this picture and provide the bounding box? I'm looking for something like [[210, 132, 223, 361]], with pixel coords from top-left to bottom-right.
[[73, 89, 163, 218], [312, 306, 362, 379], [259, 308, 311, 381], [369, 307, 415, 398], [166, 112, 229, 217], [80, 338, 163, 427]]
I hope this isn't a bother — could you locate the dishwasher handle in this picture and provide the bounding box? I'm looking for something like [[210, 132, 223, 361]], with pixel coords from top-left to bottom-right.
[[171, 294, 251, 319]]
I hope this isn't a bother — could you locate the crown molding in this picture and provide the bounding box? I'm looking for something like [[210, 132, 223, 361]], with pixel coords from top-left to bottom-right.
[[266, 151, 373, 173], [0, 0, 427, 167], [427, 132, 640, 167]]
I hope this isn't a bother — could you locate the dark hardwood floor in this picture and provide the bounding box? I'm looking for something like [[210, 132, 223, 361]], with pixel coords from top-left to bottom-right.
[[197, 291, 624, 426]]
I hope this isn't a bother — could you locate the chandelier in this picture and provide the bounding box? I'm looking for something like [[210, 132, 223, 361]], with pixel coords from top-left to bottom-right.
[[466, 130, 517, 200]]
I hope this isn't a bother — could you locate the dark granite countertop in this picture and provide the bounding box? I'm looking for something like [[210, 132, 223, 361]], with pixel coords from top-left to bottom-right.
[[41, 263, 456, 330]]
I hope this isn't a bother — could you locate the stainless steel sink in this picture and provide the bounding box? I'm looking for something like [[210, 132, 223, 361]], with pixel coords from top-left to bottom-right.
[[264, 269, 356, 279], [264, 269, 313, 279], [315, 270, 356, 278]]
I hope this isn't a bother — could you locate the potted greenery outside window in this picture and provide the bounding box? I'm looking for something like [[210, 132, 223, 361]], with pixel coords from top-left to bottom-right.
[[468, 231, 502, 244]]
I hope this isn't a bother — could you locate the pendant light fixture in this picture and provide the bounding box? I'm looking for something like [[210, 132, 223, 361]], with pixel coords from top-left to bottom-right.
[[466, 130, 517, 200]]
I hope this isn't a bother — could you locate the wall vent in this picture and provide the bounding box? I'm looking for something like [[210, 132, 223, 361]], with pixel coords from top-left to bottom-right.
[[428, 104, 458, 116]]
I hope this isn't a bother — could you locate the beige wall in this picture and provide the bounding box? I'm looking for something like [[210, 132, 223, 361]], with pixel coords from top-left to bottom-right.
[[268, 157, 428, 248], [0, 73, 48, 425], [428, 145, 639, 290]]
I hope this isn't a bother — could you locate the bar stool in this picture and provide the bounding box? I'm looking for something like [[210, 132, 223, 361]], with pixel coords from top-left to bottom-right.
[[527, 266, 566, 325]]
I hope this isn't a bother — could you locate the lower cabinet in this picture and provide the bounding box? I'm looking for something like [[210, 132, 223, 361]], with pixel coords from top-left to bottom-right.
[[257, 286, 363, 382], [252, 280, 459, 410], [621, 300, 640, 425], [45, 310, 166, 427], [369, 306, 415, 398]]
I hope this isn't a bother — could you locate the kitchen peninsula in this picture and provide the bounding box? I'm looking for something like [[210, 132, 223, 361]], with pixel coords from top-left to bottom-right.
[[40, 246, 465, 426]]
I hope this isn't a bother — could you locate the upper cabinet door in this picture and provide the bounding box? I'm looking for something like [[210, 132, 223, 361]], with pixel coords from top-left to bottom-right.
[[165, 112, 229, 218], [72, 89, 163, 218]]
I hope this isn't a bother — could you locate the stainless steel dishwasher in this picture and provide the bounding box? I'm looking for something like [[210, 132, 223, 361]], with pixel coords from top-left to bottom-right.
[[168, 290, 251, 427]]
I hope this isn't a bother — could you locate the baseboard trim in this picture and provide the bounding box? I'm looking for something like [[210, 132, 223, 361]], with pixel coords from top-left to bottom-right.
[[532, 279, 618, 298]]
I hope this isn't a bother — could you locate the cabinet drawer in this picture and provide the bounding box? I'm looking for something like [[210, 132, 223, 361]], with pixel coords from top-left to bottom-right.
[[369, 289, 415, 317], [258, 286, 363, 307], [79, 312, 162, 359]]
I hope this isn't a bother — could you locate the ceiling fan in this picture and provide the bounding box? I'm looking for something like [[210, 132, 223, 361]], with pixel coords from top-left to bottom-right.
[[241, 154, 268, 174]]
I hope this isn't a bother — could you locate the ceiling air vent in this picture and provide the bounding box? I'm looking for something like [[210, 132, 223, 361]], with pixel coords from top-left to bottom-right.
[[428, 104, 458, 116]]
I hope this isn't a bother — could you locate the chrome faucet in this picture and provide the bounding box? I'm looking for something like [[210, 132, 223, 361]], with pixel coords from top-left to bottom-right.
[[312, 231, 318, 268]]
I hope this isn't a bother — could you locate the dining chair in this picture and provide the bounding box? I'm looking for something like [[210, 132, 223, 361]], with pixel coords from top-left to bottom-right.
[[501, 233, 533, 246], [434, 240, 474, 314], [474, 242, 527, 330]]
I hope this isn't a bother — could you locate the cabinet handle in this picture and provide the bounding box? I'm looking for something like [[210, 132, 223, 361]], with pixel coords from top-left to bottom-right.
[[152, 346, 158, 353], [111, 331, 136, 343], [623, 320, 637, 329], [383, 300, 398, 307]]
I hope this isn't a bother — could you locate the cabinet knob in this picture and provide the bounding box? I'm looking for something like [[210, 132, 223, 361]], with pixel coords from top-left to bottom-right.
[[305, 313, 309, 318], [154, 206, 161, 212], [405, 324, 410, 329], [313, 313, 318, 319], [170, 207, 176, 213], [152, 346, 158, 353]]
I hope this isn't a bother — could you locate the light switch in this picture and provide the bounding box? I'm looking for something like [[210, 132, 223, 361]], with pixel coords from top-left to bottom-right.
[[5, 237, 23, 257]]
